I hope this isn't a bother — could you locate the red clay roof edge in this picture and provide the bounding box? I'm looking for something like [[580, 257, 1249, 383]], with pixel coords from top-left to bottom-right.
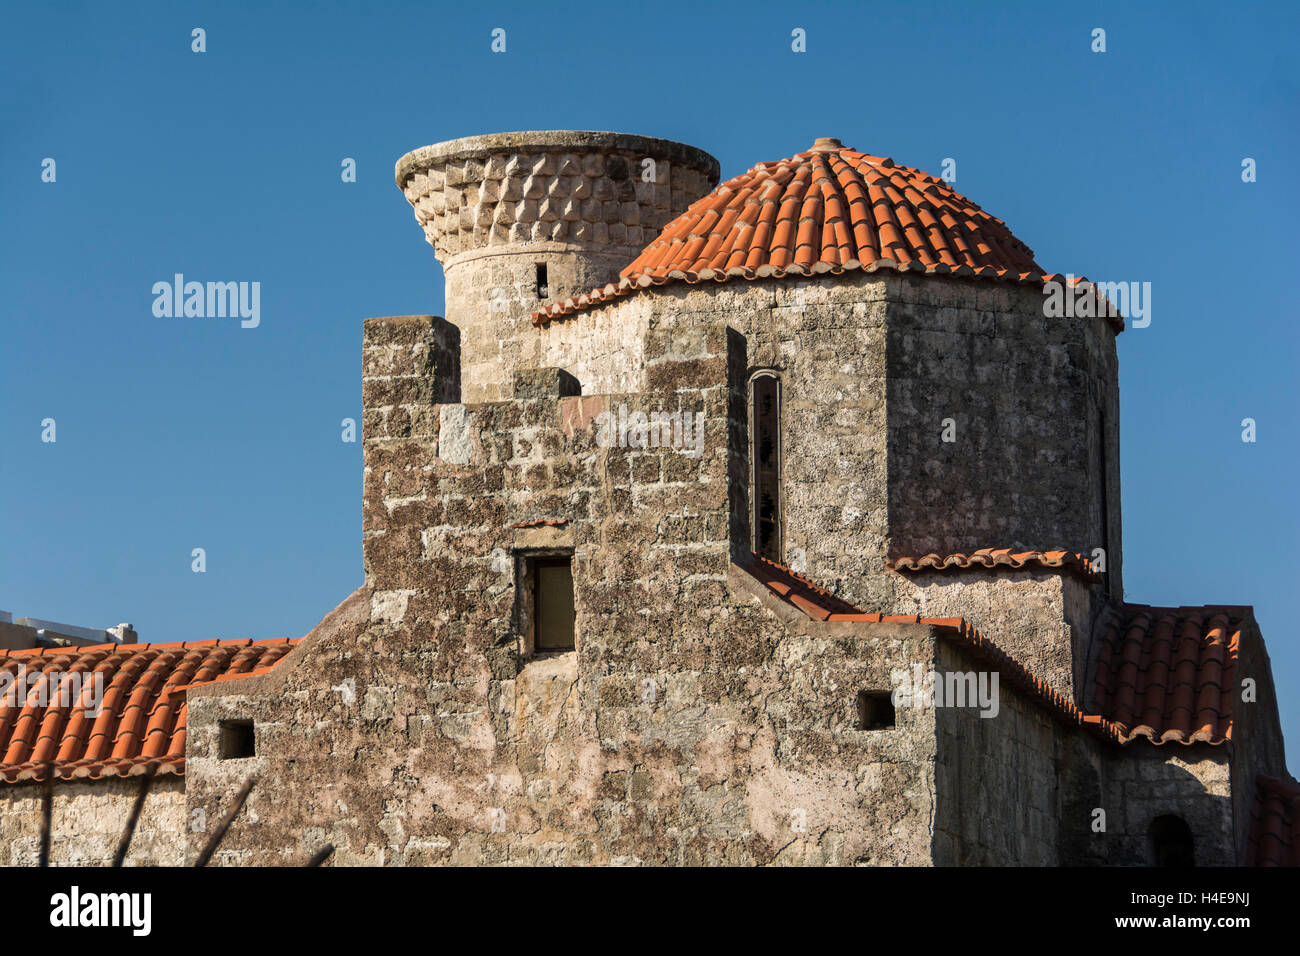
[[532, 266, 1126, 334]]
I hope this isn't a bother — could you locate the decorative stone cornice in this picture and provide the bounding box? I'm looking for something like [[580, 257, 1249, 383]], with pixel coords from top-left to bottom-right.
[[394, 130, 719, 262]]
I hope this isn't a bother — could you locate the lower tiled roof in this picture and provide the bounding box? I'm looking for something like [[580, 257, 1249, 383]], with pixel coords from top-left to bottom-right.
[[1092, 605, 1242, 745], [1248, 774, 1300, 866], [748, 554, 863, 619], [0, 638, 300, 783], [745, 554, 1125, 744], [889, 548, 1100, 581], [745, 555, 1247, 752]]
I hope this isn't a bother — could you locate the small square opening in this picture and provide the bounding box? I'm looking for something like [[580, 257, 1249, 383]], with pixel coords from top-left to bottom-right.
[[856, 691, 895, 731], [535, 262, 549, 299], [218, 719, 256, 759]]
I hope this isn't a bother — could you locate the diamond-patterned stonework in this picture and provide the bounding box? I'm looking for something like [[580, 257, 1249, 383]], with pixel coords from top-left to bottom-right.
[[396, 131, 720, 264]]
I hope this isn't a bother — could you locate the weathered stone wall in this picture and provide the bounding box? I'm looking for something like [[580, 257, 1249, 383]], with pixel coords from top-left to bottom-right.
[[0, 621, 42, 649], [933, 638, 1062, 865], [885, 276, 1120, 599], [362, 314, 461, 436], [533, 270, 1121, 692], [0, 775, 185, 866], [1225, 615, 1288, 861], [177, 316, 967, 865], [185, 608, 952, 866], [540, 276, 894, 602], [538, 272, 1122, 603], [527, 295, 654, 396], [894, 568, 1099, 702], [1097, 747, 1234, 866], [933, 635, 1238, 866]]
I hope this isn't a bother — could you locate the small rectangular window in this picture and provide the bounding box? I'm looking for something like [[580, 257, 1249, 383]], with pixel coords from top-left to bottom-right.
[[533, 557, 575, 651], [856, 691, 895, 731], [218, 719, 256, 759], [535, 263, 549, 299]]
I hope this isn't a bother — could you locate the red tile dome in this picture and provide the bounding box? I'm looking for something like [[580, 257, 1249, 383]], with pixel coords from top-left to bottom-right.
[[533, 138, 1057, 325]]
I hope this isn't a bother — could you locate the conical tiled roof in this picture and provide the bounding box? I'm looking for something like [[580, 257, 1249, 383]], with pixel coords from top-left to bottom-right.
[[533, 137, 1070, 325]]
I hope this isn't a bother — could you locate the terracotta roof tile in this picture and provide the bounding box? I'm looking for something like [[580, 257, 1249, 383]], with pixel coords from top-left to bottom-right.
[[509, 518, 572, 528], [0, 638, 300, 783], [747, 554, 863, 620], [889, 548, 1101, 581], [533, 139, 1123, 332], [1248, 774, 1300, 866], [1092, 605, 1242, 745]]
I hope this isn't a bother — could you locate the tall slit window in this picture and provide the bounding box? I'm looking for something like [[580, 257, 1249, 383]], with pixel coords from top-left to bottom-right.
[[1098, 404, 1112, 595], [750, 372, 782, 562]]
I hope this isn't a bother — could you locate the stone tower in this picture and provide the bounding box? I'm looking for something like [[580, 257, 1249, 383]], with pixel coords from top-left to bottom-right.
[[396, 131, 720, 402]]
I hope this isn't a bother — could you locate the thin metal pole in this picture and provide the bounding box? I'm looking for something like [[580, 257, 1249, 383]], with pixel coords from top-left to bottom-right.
[[305, 843, 335, 867], [38, 763, 54, 867], [112, 762, 157, 867]]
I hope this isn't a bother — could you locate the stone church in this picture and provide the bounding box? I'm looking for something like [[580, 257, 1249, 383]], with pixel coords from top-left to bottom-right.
[[2, 130, 1294, 866]]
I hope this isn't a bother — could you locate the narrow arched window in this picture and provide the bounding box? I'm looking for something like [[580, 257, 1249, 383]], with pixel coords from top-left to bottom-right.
[[749, 372, 782, 562], [1149, 814, 1195, 867]]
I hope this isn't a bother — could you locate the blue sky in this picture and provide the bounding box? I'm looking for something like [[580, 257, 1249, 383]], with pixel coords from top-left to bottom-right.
[[2, 1, 1297, 764]]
